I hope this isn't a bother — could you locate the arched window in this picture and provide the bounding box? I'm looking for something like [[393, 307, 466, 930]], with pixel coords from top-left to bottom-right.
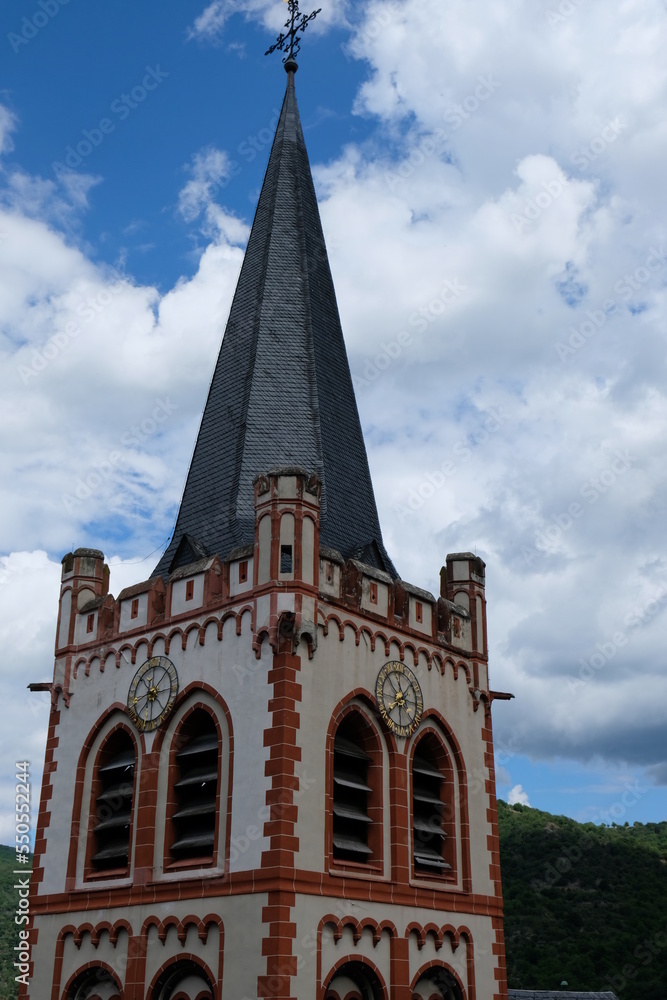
[[168, 710, 219, 863], [325, 961, 384, 1000], [412, 967, 464, 1000], [66, 966, 121, 999], [150, 958, 214, 999], [89, 729, 135, 875], [411, 732, 455, 878], [331, 712, 382, 866]]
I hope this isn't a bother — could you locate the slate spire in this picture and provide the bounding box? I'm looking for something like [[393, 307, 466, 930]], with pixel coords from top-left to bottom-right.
[[155, 62, 397, 579]]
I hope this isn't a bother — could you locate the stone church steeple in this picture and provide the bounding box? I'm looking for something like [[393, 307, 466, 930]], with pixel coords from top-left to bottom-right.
[[23, 46, 508, 1000]]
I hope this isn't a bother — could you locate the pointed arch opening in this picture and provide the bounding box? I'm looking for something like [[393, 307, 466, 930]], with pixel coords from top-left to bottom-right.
[[167, 708, 220, 865], [412, 966, 465, 1000], [411, 731, 456, 879], [325, 960, 386, 1000], [64, 965, 122, 999], [149, 958, 215, 1000], [330, 709, 383, 869], [87, 728, 136, 877]]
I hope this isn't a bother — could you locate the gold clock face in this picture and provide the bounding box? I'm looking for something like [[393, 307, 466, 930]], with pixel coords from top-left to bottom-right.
[[127, 656, 179, 732], [375, 660, 423, 737]]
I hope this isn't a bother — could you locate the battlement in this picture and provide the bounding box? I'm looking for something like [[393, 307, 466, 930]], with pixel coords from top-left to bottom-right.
[[55, 469, 487, 662]]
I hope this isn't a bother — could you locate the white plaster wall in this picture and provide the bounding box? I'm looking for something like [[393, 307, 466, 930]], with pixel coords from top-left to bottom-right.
[[302, 516, 315, 585], [74, 608, 97, 644], [60, 926, 129, 995], [258, 515, 271, 584], [409, 598, 432, 634], [119, 591, 148, 632], [38, 604, 272, 897], [220, 892, 268, 999], [406, 910, 498, 999], [453, 591, 470, 612], [451, 561, 469, 582], [171, 573, 205, 616], [58, 588, 71, 647], [361, 578, 388, 617], [293, 616, 495, 898], [143, 920, 220, 993], [230, 557, 254, 597], [318, 559, 341, 598], [293, 896, 500, 998], [476, 595, 484, 652]]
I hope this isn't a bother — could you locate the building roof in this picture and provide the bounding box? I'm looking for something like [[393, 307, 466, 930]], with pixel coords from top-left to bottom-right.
[[155, 63, 396, 579], [508, 992, 619, 1000]]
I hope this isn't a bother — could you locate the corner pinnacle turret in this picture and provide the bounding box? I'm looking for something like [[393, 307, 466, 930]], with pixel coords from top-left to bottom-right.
[[155, 51, 396, 579]]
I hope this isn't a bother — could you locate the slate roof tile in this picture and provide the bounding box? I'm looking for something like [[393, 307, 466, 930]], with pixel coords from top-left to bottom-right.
[[155, 66, 396, 579]]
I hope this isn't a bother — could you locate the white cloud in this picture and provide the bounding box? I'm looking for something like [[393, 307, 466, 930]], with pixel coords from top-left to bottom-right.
[[0, 105, 17, 157], [178, 146, 250, 246], [508, 784, 531, 807], [188, 0, 345, 44]]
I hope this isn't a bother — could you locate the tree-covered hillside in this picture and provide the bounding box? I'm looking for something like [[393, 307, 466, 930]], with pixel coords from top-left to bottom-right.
[[0, 845, 30, 1000], [499, 800, 667, 1000]]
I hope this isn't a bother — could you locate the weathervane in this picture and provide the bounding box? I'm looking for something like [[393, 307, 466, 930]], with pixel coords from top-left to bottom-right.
[[265, 0, 321, 66]]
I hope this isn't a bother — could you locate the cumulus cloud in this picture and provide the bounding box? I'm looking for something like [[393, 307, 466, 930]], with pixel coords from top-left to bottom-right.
[[508, 785, 531, 807], [178, 146, 250, 245], [188, 0, 345, 43]]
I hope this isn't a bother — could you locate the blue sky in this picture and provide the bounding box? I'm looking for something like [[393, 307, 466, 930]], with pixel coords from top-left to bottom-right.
[[1, 0, 667, 841]]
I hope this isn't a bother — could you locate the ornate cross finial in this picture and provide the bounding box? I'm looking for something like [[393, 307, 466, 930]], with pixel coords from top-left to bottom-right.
[[265, 0, 321, 67]]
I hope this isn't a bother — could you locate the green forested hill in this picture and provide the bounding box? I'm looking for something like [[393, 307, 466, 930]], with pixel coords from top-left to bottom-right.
[[1, 845, 29, 1000], [1, 809, 666, 999], [498, 800, 667, 1000]]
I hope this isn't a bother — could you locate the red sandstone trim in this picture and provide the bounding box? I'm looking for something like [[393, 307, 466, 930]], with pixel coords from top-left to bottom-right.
[[481, 708, 508, 1000], [258, 648, 303, 999]]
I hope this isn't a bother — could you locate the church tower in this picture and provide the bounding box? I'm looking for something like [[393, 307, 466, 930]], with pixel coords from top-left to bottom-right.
[[23, 27, 509, 1000]]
